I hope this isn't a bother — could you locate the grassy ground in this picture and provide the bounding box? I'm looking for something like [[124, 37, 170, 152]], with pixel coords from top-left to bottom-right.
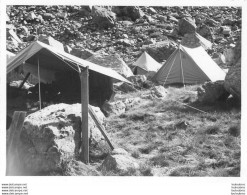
[[105, 85, 241, 176]]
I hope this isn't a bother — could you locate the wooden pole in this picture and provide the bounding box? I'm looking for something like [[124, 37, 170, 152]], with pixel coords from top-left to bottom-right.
[[18, 72, 30, 89], [88, 105, 114, 150], [80, 66, 89, 164]]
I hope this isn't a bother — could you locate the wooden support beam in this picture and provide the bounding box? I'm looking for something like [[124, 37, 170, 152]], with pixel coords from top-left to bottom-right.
[[89, 105, 114, 150], [6, 111, 26, 176], [80, 66, 89, 164], [18, 72, 30, 89]]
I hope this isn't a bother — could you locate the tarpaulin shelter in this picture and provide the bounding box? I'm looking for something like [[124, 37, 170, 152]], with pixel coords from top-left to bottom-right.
[[133, 51, 162, 77], [152, 45, 226, 85], [7, 41, 130, 106]]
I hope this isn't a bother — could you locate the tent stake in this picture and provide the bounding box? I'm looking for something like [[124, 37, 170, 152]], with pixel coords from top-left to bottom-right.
[[80, 66, 89, 164]]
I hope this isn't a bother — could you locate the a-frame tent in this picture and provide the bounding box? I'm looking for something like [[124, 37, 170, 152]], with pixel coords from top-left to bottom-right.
[[133, 51, 162, 76], [152, 45, 226, 85]]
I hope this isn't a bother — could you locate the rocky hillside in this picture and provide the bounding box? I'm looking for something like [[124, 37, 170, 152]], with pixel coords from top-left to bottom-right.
[[6, 6, 241, 66]]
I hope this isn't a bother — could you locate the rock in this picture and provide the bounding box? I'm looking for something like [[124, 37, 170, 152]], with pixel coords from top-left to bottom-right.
[[213, 53, 226, 66], [18, 103, 109, 175], [224, 60, 241, 100], [64, 45, 72, 53], [70, 48, 95, 59], [181, 33, 201, 48], [221, 26, 231, 35], [169, 16, 179, 23], [121, 6, 145, 21], [100, 148, 139, 175], [178, 17, 197, 35], [61, 159, 100, 176], [197, 24, 213, 40], [115, 82, 137, 93], [42, 13, 55, 20], [56, 12, 67, 19], [152, 86, 168, 98], [102, 101, 126, 116], [224, 39, 241, 100], [124, 97, 141, 110], [197, 81, 230, 103], [205, 18, 219, 27], [38, 35, 64, 51], [25, 12, 37, 21], [147, 7, 157, 15], [143, 41, 177, 63], [91, 6, 116, 29], [128, 75, 147, 86], [86, 53, 133, 78]]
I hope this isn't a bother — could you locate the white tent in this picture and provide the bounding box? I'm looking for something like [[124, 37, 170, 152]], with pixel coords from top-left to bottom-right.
[[133, 51, 162, 76], [153, 45, 226, 85]]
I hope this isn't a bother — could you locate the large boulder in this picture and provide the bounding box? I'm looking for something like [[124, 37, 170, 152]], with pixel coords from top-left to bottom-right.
[[142, 41, 177, 63], [112, 6, 145, 21], [91, 6, 116, 29], [100, 148, 139, 175], [224, 40, 241, 100], [18, 103, 110, 175], [224, 60, 241, 100], [178, 17, 197, 36], [102, 101, 126, 116], [86, 52, 133, 78], [197, 81, 230, 103]]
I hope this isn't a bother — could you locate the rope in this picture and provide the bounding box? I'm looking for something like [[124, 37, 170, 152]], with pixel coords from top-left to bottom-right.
[[51, 51, 79, 72], [179, 47, 185, 90], [173, 99, 208, 114], [38, 57, 42, 110]]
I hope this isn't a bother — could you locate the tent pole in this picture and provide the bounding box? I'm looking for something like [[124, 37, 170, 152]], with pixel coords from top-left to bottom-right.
[[38, 57, 42, 110], [163, 50, 177, 87], [178, 47, 185, 90], [80, 66, 89, 164]]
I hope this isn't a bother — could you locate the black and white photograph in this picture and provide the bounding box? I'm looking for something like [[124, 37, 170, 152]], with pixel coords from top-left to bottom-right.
[[0, 0, 246, 194]]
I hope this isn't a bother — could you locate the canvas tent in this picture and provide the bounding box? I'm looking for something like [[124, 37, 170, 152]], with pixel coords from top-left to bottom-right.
[[133, 51, 162, 76], [153, 45, 226, 85], [7, 41, 130, 106]]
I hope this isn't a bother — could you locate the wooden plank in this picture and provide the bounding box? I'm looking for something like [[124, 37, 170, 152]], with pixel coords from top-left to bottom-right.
[[80, 66, 89, 164], [6, 111, 26, 176], [89, 105, 114, 150]]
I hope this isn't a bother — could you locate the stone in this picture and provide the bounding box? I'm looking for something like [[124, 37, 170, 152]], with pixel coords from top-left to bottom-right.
[[178, 17, 197, 35], [152, 86, 168, 98], [100, 148, 139, 175], [128, 75, 147, 85], [124, 97, 141, 110], [224, 60, 241, 100], [42, 13, 55, 20], [91, 6, 116, 29], [143, 41, 177, 63], [147, 7, 157, 14], [221, 26, 231, 35], [224, 39, 241, 100], [18, 103, 109, 175], [197, 24, 213, 40], [102, 100, 126, 116], [197, 81, 230, 103], [38, 35, 64, 51], [205, 18, 219, 27], [122, 6, 145, 21], [115, 82, 137, 93], [86, 53, 133, 78], [62, 159, 100, 176]]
